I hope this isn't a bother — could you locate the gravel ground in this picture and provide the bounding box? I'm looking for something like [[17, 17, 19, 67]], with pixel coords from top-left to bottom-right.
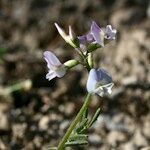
[[0, 0, 150, 150]]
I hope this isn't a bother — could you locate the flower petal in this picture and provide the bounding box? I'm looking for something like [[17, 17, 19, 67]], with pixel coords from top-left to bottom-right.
[[55, 65, 66, 78], [44, 51, 62, 69], [69, 25, 75, 40], [105, 25, 117, 40], [86, 68, 113, 97], [91, 21, 101, 32], [86, 33, 94, 42], [94, 83, 114, 97], [46, 70, 57, 81], [78, 35, 87, 44], [86, 69, 97, 93], [94, 86, 104, 97], [54, 23, 68, 40], [91, 21, 104, 47], [97, 68, 112, 85]]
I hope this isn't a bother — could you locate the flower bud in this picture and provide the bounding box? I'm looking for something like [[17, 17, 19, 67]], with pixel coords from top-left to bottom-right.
[[87, 53, 94, 69], [64, 60, 79, 69], [55, 23, 78, 48]]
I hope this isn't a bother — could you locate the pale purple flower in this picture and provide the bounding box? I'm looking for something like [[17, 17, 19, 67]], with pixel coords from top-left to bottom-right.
[[90, 21, 105, 47], [105, 25, 117, 40], [78, 21, 116, 48], [86, 68, 114, 97], [43, 51, 66, 81]]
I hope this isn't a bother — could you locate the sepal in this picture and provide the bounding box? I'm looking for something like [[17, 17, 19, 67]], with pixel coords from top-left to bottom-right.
[[87, 43, 100, 52], [87, 108, 101, 128]]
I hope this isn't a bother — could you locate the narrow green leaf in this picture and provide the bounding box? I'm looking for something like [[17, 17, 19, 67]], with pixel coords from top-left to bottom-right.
[[69, 134, 88, 142], [88, 108, 101, 128], [75, 118, 88, 133], [72, 37, 80, 48], [65, 140, 88, 146], [78, 127, 87, 134], [82, 108, 88, 120]]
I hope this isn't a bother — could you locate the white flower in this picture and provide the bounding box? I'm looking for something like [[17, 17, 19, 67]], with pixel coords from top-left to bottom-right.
[[86, 68, 114, 97], [43, 51, 66, 80]]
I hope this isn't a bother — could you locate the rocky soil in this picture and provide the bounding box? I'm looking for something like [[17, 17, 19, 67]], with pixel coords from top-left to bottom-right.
[[0, 0, 150, 150]]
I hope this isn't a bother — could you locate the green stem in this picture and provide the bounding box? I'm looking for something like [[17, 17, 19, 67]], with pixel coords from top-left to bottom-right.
[[75, 47, 91, 71], [57, 93, 92, 150], [87, 53, 94, 69]]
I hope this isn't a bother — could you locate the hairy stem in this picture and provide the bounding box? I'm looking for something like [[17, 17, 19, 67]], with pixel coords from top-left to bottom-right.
[[57, 93, 92, 150]]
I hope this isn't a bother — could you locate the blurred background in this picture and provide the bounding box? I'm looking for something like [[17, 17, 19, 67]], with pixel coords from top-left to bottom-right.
[[0, 0, 150, 149]]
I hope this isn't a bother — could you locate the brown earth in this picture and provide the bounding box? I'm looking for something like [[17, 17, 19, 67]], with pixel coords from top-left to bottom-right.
[[0, 0, 149, 150]]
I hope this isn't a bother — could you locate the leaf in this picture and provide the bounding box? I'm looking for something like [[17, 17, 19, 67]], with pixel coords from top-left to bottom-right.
[[65, 140, 88, 146], [69, 134, 88, 142], [0, 47, 8, 56], [75, 118, 88, 133], [87, 108, 101, 128], [82, 108, 88, 120], [65, 134, 88, 147]]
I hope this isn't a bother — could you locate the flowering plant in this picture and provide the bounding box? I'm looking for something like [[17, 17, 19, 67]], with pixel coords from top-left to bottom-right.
[[44, 21, 116, 150]]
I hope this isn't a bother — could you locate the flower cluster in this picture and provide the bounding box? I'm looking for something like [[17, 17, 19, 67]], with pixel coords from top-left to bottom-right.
[[78, 21, 116, 50], [44, 21, 116, 97]]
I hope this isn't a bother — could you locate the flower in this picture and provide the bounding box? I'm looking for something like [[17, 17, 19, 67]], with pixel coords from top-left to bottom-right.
[[43, 51, 66, 80], [54, 23, 77, 48], [86, 68, 114, 97], [78, 21, 116, 49], [90, 21, 105, 47], [105, 25, 117, 40]]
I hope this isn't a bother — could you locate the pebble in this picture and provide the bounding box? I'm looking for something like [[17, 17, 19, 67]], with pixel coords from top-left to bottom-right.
[[142, 116, 150, 138], [0, 113, 9, 131], [89, 134, 102, 146], [59, 120, 69, 131], [0, 103, 10, 131], [12, 123, 27, 138], [38, 116, 49, 131], [133, 129, 148, 147], [107, 131, 127, 146], [64, 102, 75, 116], [119, 141, 135, 150]]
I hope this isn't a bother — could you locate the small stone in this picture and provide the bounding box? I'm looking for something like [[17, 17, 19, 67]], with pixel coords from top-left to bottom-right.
[[12, 123, 27, 138], [64, 102, 75, 116], [142, 116, 150, 138], [120, 141, 135, 150], [107, 131, 127, 146], [133, 129, 148, 147], [33, 136, 43, 148], [38, 116, 49, 131], [0, 113, 9, 131], [100, 144, 111, 150], [0, 139, 7, 150], [89, 134, 102, 146], [59, 120, 69, 131], [121, 76, 137, 85], [0, 103, 10, 131], [141, 147, 150, 150]]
